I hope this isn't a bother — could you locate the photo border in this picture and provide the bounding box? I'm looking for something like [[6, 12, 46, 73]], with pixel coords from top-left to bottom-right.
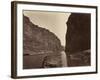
[[11, 1, 98, 78]]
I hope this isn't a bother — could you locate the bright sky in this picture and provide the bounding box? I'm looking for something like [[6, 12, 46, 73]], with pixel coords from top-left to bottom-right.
[[24, 11, 71, 46]]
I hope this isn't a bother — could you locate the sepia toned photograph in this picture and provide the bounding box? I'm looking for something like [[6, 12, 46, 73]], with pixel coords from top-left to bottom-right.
[[23, 11, 91, 69], [11, 1, 97, 78]]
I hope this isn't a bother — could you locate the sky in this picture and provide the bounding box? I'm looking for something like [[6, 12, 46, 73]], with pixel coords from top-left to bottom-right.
[[23, 11, 71, 46]]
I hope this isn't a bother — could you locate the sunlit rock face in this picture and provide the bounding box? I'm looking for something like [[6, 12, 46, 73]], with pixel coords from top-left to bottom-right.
[[23, 15, 63, 69], [65, 13, 91, 66]]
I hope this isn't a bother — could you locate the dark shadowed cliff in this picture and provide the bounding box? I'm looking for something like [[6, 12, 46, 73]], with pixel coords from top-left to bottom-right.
[[65, 13, 91, 66], [65, 13, 90, 53]]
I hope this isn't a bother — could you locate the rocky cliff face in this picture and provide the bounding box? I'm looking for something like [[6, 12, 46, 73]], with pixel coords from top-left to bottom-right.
[[65, 13, 90, 53], [23, 15, 63, 56], [65, 13, 91, 66], [23, 15, 63, 69]]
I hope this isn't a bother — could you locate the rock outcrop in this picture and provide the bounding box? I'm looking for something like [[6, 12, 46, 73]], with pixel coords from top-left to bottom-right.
[[23, 15, 63, 55], [23, 15, 63, 69], [65, 13, 91, 66]]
